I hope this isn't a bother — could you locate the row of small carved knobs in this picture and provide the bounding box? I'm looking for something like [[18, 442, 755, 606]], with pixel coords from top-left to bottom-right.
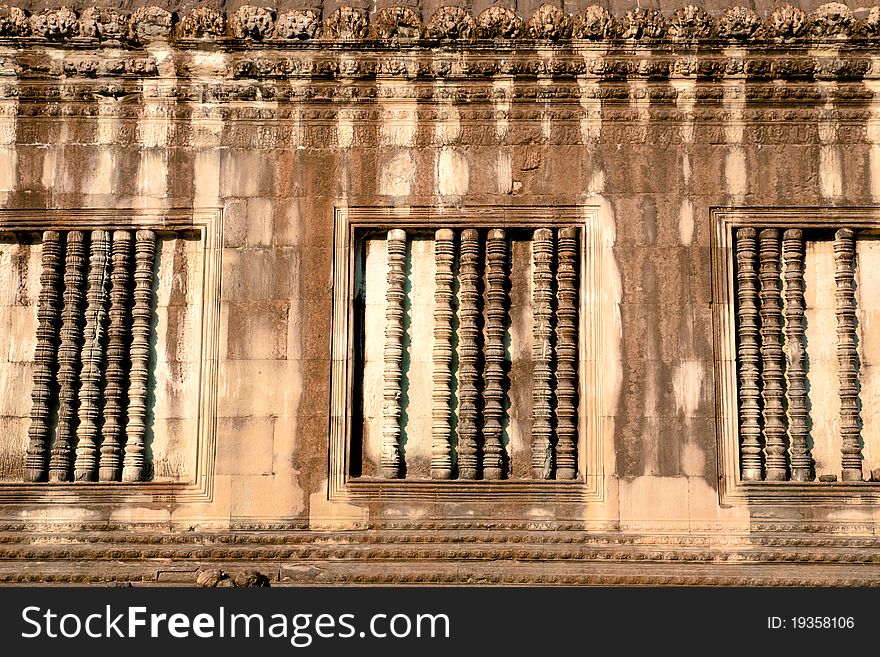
[[0, 4, 878, 43]]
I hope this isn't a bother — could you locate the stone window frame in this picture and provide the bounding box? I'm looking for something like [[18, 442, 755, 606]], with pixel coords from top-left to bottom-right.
[[713, 207, 880, 506], [328, 205, 603, 504], [0, 208, 222, 504]]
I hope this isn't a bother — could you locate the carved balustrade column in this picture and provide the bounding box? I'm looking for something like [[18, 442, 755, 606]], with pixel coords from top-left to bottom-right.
[[531, 228, 555, 479], [24, 231, 62, 482], [482, 229, 508, 480], [381, 229, 406, 479], [834, 227, 863, 481], [122, 230, 156, 482], [736, 227, 763, 481], [431, 229, 455, 479], [783, 229, 813, 482], [457, 229, 482, 480], [555, 227, 579, 480], [99, 230, 132, 482], [759, 229, 787, 481], [48, 231, 87, 482], [74, 230, 111, 481]]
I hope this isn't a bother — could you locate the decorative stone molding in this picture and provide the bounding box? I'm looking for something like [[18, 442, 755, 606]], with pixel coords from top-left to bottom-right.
[[424, 6, 474, 40], [525, 4, 570, 40], [476, 6, 521, 39], [0, 3, 873, 45], [231, 5, 274, 40], [372, 6, 421, 39], [275, 10, 322, 40], [30, 7, 77, 40], [79, 8, 129, 41], [570, 5, 616, 40], [179, 7, 225, 39], [717, 6, 762, 40], [129, 6, 172, 43], [0, 4, 27, 36], [809, 2, 854, 39], [324, 6, 369, 40]]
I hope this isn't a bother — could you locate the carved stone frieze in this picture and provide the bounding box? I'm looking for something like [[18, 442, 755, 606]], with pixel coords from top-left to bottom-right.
[[231, 5, 274, 40], [79, 8, 128, 41], [30, 7, 77, 40], [424, 6, 474, 40], [669, 5, 714, 41], [275, 10, 322, 40], [570, 5, 617, 40], [621, 7, 665, 40], [0, 4, 27, 36], [476, 6, 521, 39], [769, 4, 808, 41], [129, 6, 173, 43], [717, 7, 762, 40], [324, 6, 369, 40], [372, 6, 421, 39], [525, 4, 570, 41], [179, 7, 225, 39], [809, 2, 854, 39]]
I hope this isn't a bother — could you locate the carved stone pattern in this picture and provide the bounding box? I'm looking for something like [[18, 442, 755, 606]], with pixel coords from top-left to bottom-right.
[[476, 6, 522, 39], [323, 6, 368, 40], [373, 7, 421, 40], [30, 8, 78, 40], [621, 8, 665, 40], [769, 4, 808, 40], [24, 231, 61, 482], [0, 4, 27, 36], [129, 6, 173, 42], [758, 229, 787, 481], [275, 11, 322, 40], [79, 8, 129, 40], [456, 228, 481, 480], [74, 230, 110, 482], [782, 229, 812, 482], [809, 2, 854, 39], [424, 6, 474, 40], [735, 228, 763, 482], [99, 231, 132, 482], [555, 227, 578, 480], [431, 229, 455, 480], [525, 4, 570, 41], [834, 228, 862, 481], [180, 7, 225, 39], [381, 229, 406, 479], [668, 5, 714, 41], [718, 7, 762, 40], [122, 230, 155, 483], [48, 231, 86, 483], [232, 5, 274, 40], [571, 5, 617, 40], [482, 229, 507, 480], [531, 228, 554, 479], [865, 7, 880, 38]]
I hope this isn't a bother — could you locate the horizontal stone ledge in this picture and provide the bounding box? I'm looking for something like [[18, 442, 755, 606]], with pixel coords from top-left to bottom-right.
[[0, 3, 878, 46]]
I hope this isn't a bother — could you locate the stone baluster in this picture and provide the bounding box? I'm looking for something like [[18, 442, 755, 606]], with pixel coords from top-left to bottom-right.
[[48, 231, 87, 482], [24, 231, 62, 482], [99, 230, 132, 482], [783, 229, 813, 482], [834, 227, 863, 481], [122, 230, 156, 482], [74, 230, 111, 481], [431, 229, 455, 479], [531, 228, 555, 479], [457, 228, 482, 480], [482, 229, 508, 480], [736, 227, 763, 481], [381, 229, 406, 478], [759, 229, 787, 481], [555, 227, 579, 480]]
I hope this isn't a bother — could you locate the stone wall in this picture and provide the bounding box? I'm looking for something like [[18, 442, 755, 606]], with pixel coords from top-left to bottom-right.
[[0, 2, 879, 585]]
